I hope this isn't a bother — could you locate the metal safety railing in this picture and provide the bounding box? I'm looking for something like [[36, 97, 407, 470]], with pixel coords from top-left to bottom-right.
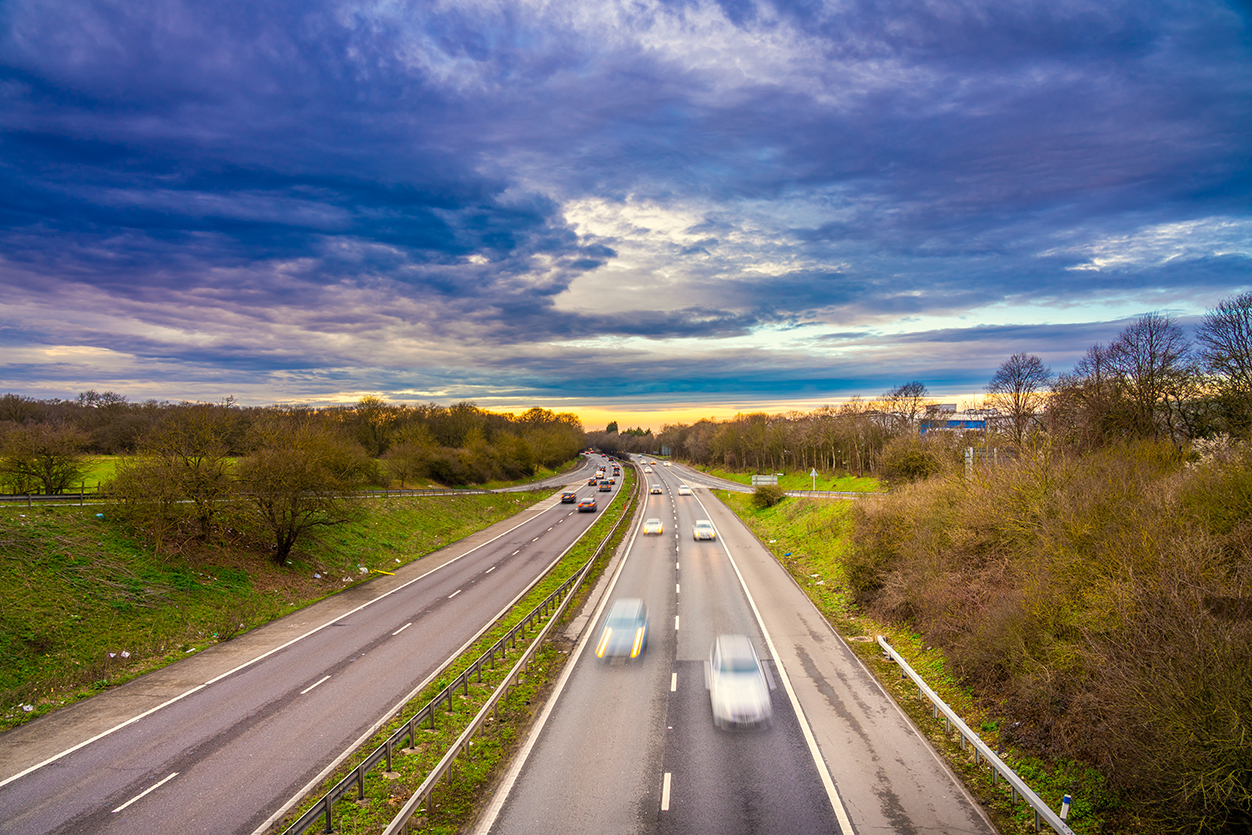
[[281, 473, 637, 835], [877, 636, 1076, 835]]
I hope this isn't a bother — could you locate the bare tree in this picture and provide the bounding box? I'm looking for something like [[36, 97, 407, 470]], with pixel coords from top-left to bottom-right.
[[986, 353, 1053, 446], [883, 381, 930, 435], [234, 411, 376, 564], [1196, 291, 1252, 435], [0, 422, 90, 494], [1106, 312, 1195, 443]]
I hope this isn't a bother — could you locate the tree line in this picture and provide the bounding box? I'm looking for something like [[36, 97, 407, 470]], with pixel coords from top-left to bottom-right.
[[592, 293, 1252, 481], [0, 396, 584, 562]]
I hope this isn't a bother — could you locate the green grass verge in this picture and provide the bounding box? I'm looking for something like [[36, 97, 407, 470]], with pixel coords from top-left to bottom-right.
[[696, 465, 882, 493], [275, 467, 637, 835], [0, 491, 550, 731], [716, 490, 1121, 835]]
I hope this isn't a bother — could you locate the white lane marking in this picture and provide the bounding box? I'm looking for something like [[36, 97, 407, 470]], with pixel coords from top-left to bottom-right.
[[486, 566, 496, 573], [671, 673, 677, 692], [392, 623, 412, 636], [674, 615, 680, 631], [661, 772, 672, 811], [112, 772, 178, 813], [532, 537, 539, 542], [676, 561, 680, 570], [676, 583, 680, 594], [512, 550, 520, 555], [301, 675, 331, 695], [449, 589, 462, 599]]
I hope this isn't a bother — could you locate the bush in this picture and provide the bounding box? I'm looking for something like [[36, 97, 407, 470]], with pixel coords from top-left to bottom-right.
[[877, 434, 955, 484], [752, 483, 785, 508]]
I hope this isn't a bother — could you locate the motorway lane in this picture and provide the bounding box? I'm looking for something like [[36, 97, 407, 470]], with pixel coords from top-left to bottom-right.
[[0, 456, 622, 835], [480, 466, 841, 835], [480, 462, 995, 835]]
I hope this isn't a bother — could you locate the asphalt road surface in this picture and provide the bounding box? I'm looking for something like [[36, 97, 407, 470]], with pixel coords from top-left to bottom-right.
[[477, 460, 997, 835], [0, 455, 620, 835]]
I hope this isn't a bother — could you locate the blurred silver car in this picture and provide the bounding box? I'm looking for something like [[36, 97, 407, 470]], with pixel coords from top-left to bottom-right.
[[595, 598, 649, 660], [706, 634, 772, 728], [692, 519, 716, 540]]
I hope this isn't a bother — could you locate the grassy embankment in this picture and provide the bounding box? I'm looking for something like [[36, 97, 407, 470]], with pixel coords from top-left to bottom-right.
[[696, 466, 881, 493], [717, 487, 1113, 835], [0, 467, 578, 731]]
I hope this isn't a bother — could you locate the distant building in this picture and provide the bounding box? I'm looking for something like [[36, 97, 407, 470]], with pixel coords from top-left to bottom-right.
[[920, 404, 1002, 435]]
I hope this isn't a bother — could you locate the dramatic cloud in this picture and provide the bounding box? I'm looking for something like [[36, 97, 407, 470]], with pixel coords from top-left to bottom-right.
[[1, 0, 1248, 419]]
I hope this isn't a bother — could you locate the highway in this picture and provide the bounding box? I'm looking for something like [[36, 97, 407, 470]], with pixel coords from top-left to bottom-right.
[[0, 455, 621, 835], [477, 459, 996, 835]]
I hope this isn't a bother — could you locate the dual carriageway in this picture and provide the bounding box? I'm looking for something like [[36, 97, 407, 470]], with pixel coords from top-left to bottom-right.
[[0, 454, 994, 835]]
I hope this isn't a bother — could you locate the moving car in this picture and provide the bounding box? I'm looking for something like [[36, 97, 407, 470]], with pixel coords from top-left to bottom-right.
[[649, 484, 662, 494], [692, 520, 717, 540], [587, 477, 598, 486], [578, 498, 597, 512], [677, 484, 693, 496], [706, 634, 772, 729], [643, 517, 663, 535], [663, 461, 671, 467], [644, 466, 653, 473], [596, 598, 649, 660], [561, 491, 577, 503], [598, 480, 612, 492]]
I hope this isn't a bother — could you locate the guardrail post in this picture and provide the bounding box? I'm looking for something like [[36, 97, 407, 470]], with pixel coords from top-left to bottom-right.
[[322, 799, 333, 833]]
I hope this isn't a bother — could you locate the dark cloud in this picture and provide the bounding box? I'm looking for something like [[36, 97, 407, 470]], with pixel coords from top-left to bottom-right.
[[0, 0, 1248, 409]]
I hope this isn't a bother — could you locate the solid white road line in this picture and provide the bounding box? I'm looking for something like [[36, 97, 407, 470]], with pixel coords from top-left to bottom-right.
[[111, 772, 178, 813], [300, 676, 331, 695]]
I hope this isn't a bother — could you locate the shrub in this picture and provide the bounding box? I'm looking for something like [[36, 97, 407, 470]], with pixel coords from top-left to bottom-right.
[[752, 483, 785, 508]]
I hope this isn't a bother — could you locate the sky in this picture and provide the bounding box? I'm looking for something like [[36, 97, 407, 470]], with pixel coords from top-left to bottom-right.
[[1, 0, 1250, 432]]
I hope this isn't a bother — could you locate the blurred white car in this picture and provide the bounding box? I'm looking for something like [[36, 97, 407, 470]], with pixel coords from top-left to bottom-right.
[[643, 517, 664, 535], [677, 485, 692, 496], [596, 598, 649, 660], [692, 520, 716, 540], [663, 461, 671, 467], [644, 466, 653, 473], [650, 484, 663, 494], [706, 634, 773, 729]]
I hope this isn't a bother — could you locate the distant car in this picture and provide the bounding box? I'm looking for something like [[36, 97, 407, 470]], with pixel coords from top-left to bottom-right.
[[613, 468, 621, 476], [643, 517, 663, 535], [588, 477, 598, 486], [561, 491, 577, 503], [644, 466, 653, 473], [598, 480, 612, 492], [706, 634, 772, 728], [578, 498, 597, 512], [677, 485, 693, 496], [608, 477, 616, 484], [649, 484, 662, 495], [663, 461, 671, 467], [692, 520, 716, 540], [596, 598, 649, 660]]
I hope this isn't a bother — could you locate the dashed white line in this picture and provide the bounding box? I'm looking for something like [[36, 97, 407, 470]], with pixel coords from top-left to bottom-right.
[[674, 615, 680, 631], [486, 566, 496, 573], [300, 675, 331, 695], [670, 672, 677, 692], [676, 583, 680, 594], [112, 772, 178, 813], [661, 772, 672, 811], [511, 550, 520, 555], [392, 622, 412, 636], [449, 589, 462, 599]]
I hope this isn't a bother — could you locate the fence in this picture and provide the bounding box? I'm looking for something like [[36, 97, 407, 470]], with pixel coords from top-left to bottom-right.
[[782, 490, 879, 500], [876, 636, 1076, 835], [282, 473, 637, 835]]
